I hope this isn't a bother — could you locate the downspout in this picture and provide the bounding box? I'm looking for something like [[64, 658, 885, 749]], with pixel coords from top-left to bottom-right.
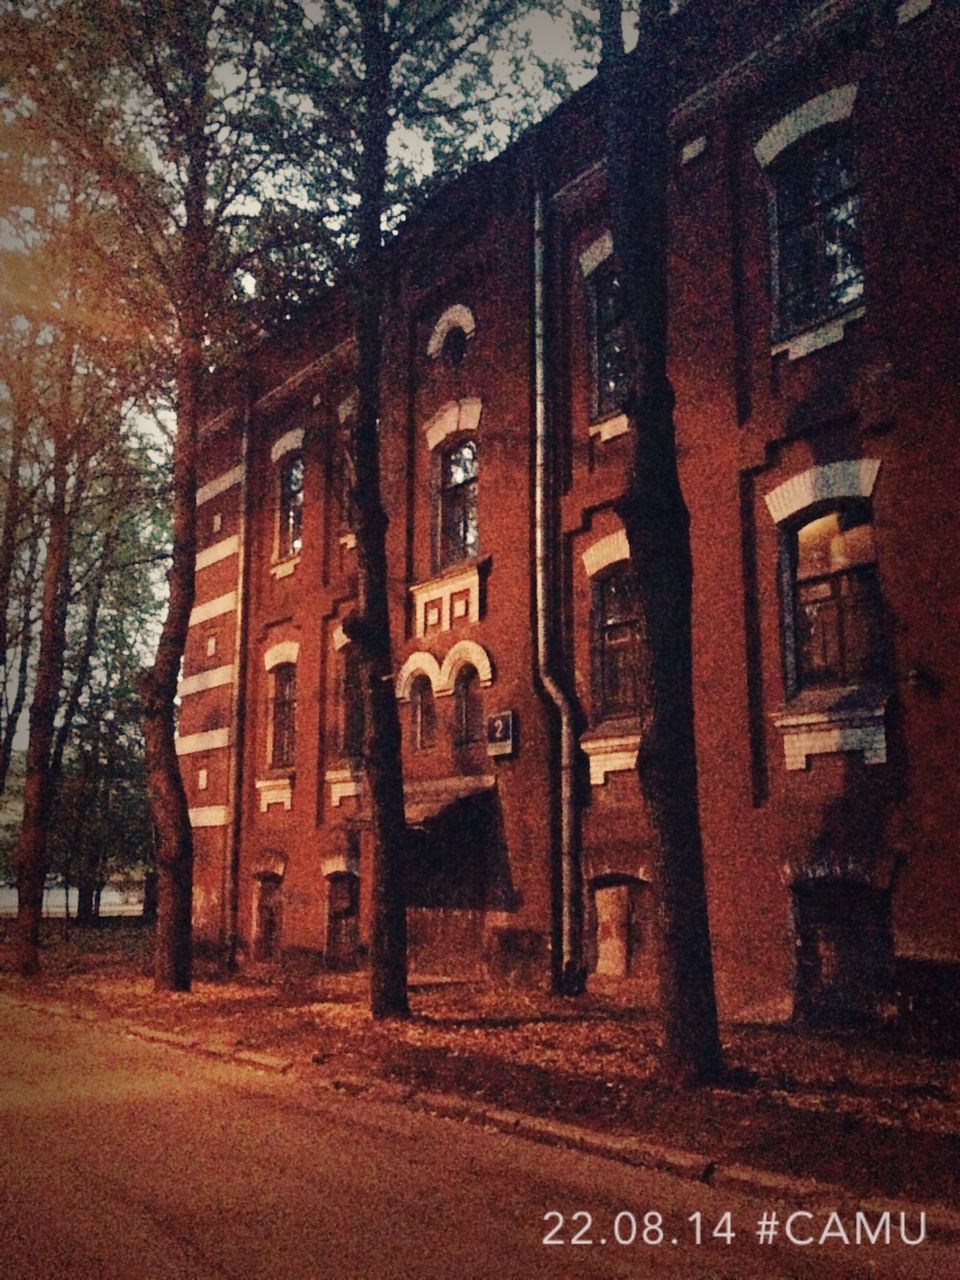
[[224, 388, 252, 970], [533, 186, 585, 995]]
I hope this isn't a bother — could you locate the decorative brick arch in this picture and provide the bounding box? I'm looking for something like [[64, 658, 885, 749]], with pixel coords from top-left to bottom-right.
[[754, 84, 859, 168], [426, 304, 476, 358], [764, 459, 881, 524], [270, 427, 304, 463], [437, 640, 493, 696], [395, 651, 442, 701], [263, 639, 300, 670], [422, 397, 482, 451], [581, 528, 630, 578]]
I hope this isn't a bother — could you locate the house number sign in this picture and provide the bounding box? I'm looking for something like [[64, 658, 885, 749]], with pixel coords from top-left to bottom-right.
[[486, 710, 515, 758]]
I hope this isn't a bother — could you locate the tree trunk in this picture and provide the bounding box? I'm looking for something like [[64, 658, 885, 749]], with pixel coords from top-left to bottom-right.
[[598, 0, 723, 1084], [138, 10, 209, 992], [138, 333, 199, 991], [353, 0, 409, 1020], [14, 410, 70, 975]]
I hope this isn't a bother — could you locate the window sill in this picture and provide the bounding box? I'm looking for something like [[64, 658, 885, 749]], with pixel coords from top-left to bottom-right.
[[771, 306, 865, 362], [580, 719, 642, 786], [270, 554, 301, 580], [326, 764, 362, 807], [588, 411, 630, 443], [772, 685, 888, 770], [256, 773, 294, 812]]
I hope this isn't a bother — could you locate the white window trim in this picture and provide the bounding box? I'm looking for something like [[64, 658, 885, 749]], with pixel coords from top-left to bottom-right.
[[754, 84, 859, 169], [270, 428, 304, 464], [764, 458, 881, 524], [427, 304, 476, 359], [437, 640, 494, 697], [423, 397, 482, 451], [395, 651, 442, 701], [410, 563, 482, 637], [581, 528, 630, 578], [264, 640, 300, 671], [579, 231, 613, 278]]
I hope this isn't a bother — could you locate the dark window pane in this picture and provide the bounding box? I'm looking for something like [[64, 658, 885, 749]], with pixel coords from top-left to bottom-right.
[[410, 675, 436, 750], [279, 453, 304, 557], [590, 260, 629, 419], [439, 439, 478, 567], [342, 652, 364, 757], [774, 130, 864, 335], [454, 665, 483, 745], [272, 664, 297, 768], [594, 565, 642, 719]]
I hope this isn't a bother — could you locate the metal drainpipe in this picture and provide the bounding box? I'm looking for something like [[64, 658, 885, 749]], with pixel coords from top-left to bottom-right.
[[533, 186, 583, 992], [224, 390, 252, 970]]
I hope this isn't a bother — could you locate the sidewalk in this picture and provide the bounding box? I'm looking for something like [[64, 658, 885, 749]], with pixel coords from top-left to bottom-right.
[[3, 920, 959, 1227]]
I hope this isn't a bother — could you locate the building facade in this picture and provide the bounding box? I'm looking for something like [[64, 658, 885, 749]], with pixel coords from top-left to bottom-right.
[[182, 0, 959, 1028]]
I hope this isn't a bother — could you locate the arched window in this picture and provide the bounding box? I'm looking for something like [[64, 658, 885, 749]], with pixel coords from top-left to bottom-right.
[[453, 664, 483, 746], [409, 674, 436, 751], [593, 564, 642, 720], [271, 663, 297, 768], [789, 502, 884, 690], [279, 451, 304, 557], [437, 438, 478, 568]]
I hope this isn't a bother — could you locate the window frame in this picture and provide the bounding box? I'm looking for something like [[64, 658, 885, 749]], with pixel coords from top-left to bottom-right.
[[278, 449, 305, 560], [409, 674, 437, 751], [779, 499, 886, 698], [453, 664, 484, 747], [434, 436, 479, 572], [270, 662, 297, 769], [591, 562, 643, 723], [767, 121, 864, 341], [587, 256, 630, 422]]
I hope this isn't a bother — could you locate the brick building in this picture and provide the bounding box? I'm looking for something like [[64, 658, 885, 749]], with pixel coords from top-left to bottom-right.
[[182, 0, 959, 1027]]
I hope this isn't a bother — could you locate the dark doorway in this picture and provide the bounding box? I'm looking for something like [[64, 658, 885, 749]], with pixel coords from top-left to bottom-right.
[[793, 878, 893, 1026], [253, 874, 282, 962], [326, 871, 360, 970]]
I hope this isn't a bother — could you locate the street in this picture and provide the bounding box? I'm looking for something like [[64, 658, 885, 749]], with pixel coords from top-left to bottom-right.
[[0, 1002, 951, 1279]]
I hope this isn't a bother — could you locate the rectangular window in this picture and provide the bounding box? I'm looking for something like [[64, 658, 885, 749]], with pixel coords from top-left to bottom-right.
[[437, 439, 478, 569], [790, 506, 884, 690], [589, 259, 629, 420], [271, 664, 297, 768], [279, 452, 304, 558], [593, 566, 642, 720], [773, 130, 864, 336]]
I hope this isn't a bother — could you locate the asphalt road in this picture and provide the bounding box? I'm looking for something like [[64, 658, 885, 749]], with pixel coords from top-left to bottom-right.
[[0, 1001, 952, 1280]]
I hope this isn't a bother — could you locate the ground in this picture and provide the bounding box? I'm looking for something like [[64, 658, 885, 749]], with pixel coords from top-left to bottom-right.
[[2, 918, 958, 1212]]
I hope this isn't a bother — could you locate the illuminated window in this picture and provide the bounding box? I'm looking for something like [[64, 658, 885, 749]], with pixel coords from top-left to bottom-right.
[[771, 128, 863, 336], [279, 452, 304, 557], [409, 675, 436, 751], [593, 565, 642, 720], [789, 504, 884, 691], [437, 439, 478, 569], [271, 663, 297, 768], [589, 258, 629, 419]]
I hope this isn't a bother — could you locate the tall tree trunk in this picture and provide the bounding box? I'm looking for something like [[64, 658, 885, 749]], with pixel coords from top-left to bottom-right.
[[598, 0, 723, 1083], [0, 390, 29, 797], [138, 9, 208, 992], [352, 0, 409, 1020], [138, 331, 199, 991], [14, 411, 70, 975]]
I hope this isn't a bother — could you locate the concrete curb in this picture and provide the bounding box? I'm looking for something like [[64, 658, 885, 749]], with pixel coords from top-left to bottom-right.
[[6, 992, 960, 1243], [317, 1069, 960, 1246]]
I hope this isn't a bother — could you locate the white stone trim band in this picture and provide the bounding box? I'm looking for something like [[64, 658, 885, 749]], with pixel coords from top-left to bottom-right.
[[176, 728, 230, 756], [579, 231, 613, 278], [197, 467, 242, 506], [178, 664, 234, 697], [754, 84, 858, 168], [188, 806, 229, 828], [270, 428, 305, 464], [764, 459, 881, 524], [189, 591, 236, 628], [195, 535, 239, 571]]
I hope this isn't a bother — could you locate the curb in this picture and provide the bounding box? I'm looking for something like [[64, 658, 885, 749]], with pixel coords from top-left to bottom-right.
[[6, 992, 960, 1243]]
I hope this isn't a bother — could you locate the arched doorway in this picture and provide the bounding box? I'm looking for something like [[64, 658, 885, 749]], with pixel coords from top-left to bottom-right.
[[253, 873, 283, 962], [587, 874, 648, 979], [325, 871, 360, 970]]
